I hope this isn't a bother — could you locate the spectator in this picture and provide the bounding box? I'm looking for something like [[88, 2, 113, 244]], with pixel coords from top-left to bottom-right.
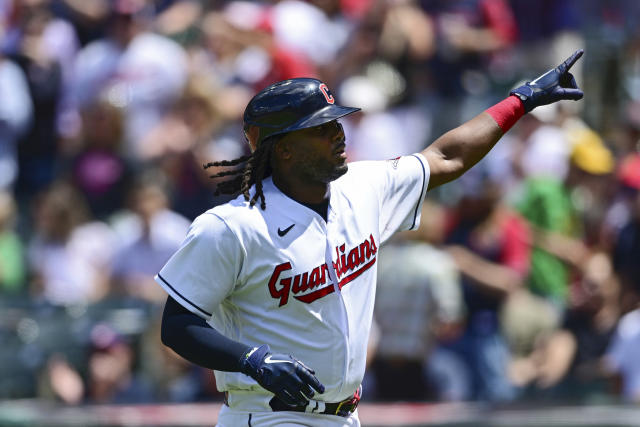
[[611, 154, 640, 314], [139, 75, 224, 163], [510, 0, 584, 81], [0, 54, 32, 191], [442, 174, 531, 402], [0, 191, 25, 294], [199, 7, 316, 91], [72, 0, 188, 159], [507, 251, 619, 399], [269, 0, 352, 68], [28, 181, 115, 305], [153, 0, 204, 48], [139, 76, 244, 218], [324, 2, 436, 161], [326, 2, 435, 161], [518, 126, 615, 310], [43, 323, 155, 404], [515, 104, 573, 183], [50, 0, 111, 46], [110, 173, 190, 304], [603, 304, 640, 403], [602, 150, 640, 250], [69, 99, 133, 219], [339, 75, 431, 161], [41, 353, 85, 405], [421, 0, 518, 136], [10, 4, 79, 196], [372, 201, 464, 401], [503, 130, 619, 399], [85, 323, 154, 403]]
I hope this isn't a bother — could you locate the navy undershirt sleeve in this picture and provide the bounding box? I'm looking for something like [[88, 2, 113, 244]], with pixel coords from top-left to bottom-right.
[[161, 295, 251, 372]]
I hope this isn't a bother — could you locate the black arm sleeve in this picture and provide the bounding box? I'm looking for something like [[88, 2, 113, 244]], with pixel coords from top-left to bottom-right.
[[161, 295, 251, 372]]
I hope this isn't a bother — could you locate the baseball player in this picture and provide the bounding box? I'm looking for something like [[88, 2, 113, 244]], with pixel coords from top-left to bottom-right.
[[157, 50, 584, 426]]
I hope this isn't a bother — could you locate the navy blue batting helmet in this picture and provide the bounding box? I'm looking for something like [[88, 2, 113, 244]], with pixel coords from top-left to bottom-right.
[[243, 78, 360, 149]]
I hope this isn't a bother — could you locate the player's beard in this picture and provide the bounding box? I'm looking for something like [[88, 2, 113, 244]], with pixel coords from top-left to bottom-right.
[[294, 155, 348, 184], [324, 162, 348, 182]]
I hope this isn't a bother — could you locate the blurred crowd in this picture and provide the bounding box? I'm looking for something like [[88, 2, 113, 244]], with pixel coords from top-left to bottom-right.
[[1, 0, 640, 407]]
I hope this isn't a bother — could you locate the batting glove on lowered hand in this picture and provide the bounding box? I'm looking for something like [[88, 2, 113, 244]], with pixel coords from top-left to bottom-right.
[[239, 344, 325, 407], [510, 49, 584, 113]]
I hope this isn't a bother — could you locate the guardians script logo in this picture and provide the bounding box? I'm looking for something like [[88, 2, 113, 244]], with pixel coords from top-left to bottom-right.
[[268, 234, 378, 306]]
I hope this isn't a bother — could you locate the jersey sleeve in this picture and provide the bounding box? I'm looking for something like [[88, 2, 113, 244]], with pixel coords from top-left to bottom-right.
[[155, 212, 244, 320], [350, 153, 430, 243]]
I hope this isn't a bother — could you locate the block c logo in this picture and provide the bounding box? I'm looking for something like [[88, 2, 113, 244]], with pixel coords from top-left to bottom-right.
[[319, 83, 335, 104]]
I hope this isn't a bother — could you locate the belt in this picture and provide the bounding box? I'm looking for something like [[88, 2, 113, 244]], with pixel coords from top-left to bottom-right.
[[269, 385, 362, 417]]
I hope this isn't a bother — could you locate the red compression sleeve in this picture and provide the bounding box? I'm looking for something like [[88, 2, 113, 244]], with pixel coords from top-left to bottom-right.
[[485, 95, 525, 133]]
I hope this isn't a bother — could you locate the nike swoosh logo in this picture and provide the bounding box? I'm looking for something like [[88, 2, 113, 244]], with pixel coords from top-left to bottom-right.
[[264, 355, 293, 364], [277, 224, 295, 237]]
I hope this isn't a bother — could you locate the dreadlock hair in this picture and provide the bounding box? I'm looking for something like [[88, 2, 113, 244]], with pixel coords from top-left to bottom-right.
[[203, 136, 278, 210]]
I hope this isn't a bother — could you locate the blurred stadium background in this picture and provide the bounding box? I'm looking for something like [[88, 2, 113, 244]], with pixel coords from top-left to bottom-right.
[[2, 0, 640, 425]]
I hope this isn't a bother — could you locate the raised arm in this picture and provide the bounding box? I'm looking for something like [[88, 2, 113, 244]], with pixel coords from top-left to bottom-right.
[[423, 49, 584, 190]]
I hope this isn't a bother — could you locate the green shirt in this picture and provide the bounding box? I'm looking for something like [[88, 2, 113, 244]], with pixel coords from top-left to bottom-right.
[[518, 177, 579, 301], [0, 231, 25, 293]]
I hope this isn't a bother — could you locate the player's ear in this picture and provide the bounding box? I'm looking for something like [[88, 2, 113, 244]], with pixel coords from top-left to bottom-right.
[[273, 136, 293, 161]]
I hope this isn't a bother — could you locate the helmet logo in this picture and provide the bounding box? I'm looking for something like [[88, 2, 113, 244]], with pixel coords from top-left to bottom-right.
[[319, 83, 335, 104]]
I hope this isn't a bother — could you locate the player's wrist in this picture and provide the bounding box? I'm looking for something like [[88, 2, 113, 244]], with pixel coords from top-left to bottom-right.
[[239, 344, 270, 377], [509, 84, 536, 112], [485, 95, 525, 133]]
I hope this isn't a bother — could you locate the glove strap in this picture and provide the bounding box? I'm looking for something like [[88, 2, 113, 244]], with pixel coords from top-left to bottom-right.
[[239, 344, 270, 376], [486, 95, 525, 133]]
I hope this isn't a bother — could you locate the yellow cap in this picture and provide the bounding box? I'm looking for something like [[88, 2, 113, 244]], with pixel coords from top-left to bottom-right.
[[569, 128, 614, 175]]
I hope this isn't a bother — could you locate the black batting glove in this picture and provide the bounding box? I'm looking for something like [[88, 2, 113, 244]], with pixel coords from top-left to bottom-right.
[[510, 49, 584, 113], [239, 344, 325, 407]]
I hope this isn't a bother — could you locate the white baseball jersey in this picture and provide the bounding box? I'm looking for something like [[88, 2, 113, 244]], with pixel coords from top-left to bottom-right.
[[155, 154, 429, 405]]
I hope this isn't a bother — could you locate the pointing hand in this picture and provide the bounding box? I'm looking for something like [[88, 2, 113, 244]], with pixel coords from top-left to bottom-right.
[[510, 49, 584, 113]]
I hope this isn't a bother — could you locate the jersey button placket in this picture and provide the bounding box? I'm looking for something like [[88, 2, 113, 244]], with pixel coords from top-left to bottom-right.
[[323, 214, 351, 399]]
